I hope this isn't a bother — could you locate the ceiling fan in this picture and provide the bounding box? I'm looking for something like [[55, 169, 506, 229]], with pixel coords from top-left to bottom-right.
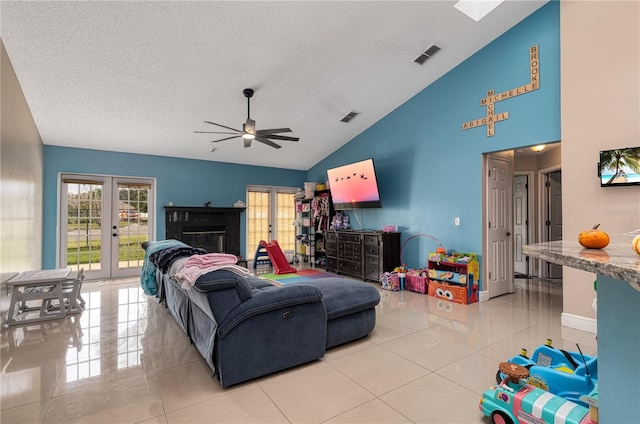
[[195, 88, 299, 149]]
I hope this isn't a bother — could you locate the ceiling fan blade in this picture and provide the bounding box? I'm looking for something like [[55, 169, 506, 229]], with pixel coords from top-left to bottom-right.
[[256, 128, 292, 135], [204, 121, 242, 133], [194, 131, 239, 134], [255, 136, 282, 149], [211, 135, 241, 143], [244, 138, 252, 148], [264, 134, 300, 142]]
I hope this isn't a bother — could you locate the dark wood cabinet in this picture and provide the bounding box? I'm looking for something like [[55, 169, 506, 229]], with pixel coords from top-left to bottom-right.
[[325, 230, 400, 281]]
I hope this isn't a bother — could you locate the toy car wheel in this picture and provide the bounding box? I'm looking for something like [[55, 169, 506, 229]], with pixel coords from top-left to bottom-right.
[[491, 411, 514, 424]]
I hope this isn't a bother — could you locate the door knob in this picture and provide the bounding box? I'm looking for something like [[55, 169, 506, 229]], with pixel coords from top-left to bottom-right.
[[506, 231, 511, 236], [113, 233, 118, 237]]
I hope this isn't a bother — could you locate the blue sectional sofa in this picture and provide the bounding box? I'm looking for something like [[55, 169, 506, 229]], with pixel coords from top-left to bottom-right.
[[143, 241, 380, 387]]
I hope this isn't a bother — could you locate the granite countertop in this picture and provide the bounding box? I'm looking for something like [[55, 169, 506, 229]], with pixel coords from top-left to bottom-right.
[[522, 233, 640, 292]]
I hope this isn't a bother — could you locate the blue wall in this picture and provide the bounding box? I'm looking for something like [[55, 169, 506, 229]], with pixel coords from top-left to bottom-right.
[[307, 2, 560, 270], [42, 146, 305, 268]]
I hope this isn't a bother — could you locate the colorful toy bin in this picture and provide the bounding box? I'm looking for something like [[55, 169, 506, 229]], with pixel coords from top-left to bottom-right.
[[380, 272, 400, 291], [427, 252, 479, 304]]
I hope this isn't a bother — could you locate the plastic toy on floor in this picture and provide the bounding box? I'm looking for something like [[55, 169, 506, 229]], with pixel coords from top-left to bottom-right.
[[259, 240, 297, 275], [480, 362, 599, 424], [496, 339, 597, 407]]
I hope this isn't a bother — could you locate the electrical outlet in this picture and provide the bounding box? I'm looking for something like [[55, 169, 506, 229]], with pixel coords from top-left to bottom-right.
[[454, 217, 460, 226]]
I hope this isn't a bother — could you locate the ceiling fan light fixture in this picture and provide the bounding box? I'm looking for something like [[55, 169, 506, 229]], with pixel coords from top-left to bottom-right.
[[530, 144, 546, 152], [242, 119, 256, 139]]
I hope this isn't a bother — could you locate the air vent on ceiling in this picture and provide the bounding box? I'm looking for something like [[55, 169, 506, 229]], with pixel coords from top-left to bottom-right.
[[340, 111, 359, 123], [413, 44, 442, 65]]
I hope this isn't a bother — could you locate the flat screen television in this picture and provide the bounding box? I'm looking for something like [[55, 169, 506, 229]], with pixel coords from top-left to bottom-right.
[[598, 146, 640, 187], [326, 158, 382, 209]]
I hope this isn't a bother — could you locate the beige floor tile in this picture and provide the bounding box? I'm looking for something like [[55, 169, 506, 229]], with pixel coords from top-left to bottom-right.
[[379, 308, 433, 331], [367, 315, 420, 345], [138, 414, 168, 424], [147, 360, 231, 413], [257, 361, 374, 423], [436, 352, 503, 395], [165, 385, 288, 423], [1, 363, 62, 410], [324, 398, 412, 423], [381, 328, 480, 371], [380, 373, 486, 423], [328, 345, 430, 396], [45, 374, 164, 423], [0, 400, 49, 424]]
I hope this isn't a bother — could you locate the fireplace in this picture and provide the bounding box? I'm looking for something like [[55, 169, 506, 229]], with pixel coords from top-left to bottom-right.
[[164, 207, 245, 257], [182, 226, 226, 253]]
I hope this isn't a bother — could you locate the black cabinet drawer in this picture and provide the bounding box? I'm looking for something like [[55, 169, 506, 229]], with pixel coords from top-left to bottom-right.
[[364, 265, 380, 281], [338, 259, 362, 275], [364, 235, 380, 247], [365, 245, 379, 256], [326, 231, 337, 242], [338, 233, 362, 244], [364, 255, 379, 265]]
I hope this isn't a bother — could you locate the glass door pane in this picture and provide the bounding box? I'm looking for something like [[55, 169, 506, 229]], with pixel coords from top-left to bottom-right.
[[112, 180, 153, 276], [246, 190, 270, 260], [62, 178, 108, 278], [275, 192, 296, 253]]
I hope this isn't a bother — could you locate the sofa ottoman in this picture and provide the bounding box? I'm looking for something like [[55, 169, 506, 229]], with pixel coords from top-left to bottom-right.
[[247, 276, 380, 349]]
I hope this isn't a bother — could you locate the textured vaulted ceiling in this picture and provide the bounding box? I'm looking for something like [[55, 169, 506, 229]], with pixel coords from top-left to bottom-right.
[[1, 1, 547, 170]]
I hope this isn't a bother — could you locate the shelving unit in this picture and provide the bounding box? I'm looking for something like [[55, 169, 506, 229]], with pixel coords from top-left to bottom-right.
[[294, 190, 333, 267], [427, 252, 480, 304], [295, 198, 313, 263]]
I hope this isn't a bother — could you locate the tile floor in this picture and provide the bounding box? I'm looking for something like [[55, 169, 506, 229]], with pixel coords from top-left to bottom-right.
[[1, 275, 597, 424]]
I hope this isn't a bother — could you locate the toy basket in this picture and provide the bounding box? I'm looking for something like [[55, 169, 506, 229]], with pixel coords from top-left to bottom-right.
[[405, 272, 428, 294], [380, 272, 400, 291]]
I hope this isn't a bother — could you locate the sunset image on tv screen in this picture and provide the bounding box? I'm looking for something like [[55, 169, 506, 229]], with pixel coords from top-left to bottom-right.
[[327, 159, 381, 209]]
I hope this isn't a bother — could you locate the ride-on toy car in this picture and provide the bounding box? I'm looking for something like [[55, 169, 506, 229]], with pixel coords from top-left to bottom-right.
[[496, 339, 597, 407], [480, 362, 599, 424]]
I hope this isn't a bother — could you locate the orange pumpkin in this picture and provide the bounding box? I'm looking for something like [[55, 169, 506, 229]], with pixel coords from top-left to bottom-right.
[[632, 234, 640, 256], [578, 224, 610, 249]]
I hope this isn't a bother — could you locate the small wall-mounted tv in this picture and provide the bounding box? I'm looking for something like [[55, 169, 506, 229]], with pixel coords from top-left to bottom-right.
[[598, 146, 640, 187], [326, 158, 382, 210]]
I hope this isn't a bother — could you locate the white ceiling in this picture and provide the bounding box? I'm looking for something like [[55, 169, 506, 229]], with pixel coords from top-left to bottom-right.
[[1, 0, 547, 171]]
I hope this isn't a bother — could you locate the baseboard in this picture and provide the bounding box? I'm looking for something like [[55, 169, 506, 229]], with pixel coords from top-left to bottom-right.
[[479, 290, 489, 302], [561, 312, 597, 334]]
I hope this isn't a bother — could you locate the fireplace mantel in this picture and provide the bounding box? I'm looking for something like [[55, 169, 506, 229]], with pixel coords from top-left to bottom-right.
[[163, 206, 245, 256], [163, 206, 246, 213]]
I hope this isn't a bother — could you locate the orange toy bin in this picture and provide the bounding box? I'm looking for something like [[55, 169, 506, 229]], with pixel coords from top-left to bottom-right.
[[428, 280, 478, 305]]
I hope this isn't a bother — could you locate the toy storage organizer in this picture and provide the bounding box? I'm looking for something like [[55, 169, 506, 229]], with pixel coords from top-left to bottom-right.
[[427, 252, 479, 304]]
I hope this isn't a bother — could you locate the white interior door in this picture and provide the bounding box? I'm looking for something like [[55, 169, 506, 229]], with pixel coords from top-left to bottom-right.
[[513, 174, 529, 276], [486, 154, 514, 298], [60, 174, 154, 279]]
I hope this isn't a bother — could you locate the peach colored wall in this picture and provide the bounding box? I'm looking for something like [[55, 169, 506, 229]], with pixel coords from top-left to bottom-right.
[[561, 1, 640, 323], [0, 41, 44, 317]]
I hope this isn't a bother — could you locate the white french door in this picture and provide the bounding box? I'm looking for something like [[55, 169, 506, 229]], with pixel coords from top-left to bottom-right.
[[59, 174, 155, 279], [246, 186, 297, 260]]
